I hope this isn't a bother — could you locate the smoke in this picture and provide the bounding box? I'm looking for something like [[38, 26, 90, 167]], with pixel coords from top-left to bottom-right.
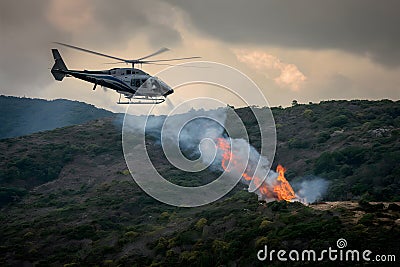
[[123, 107, 226, 146], [164, 109, 227, 153], [292, 177, 330, 204], [124, 107, 327, 204]]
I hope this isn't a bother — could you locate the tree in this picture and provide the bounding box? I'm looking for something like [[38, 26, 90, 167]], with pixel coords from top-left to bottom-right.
[[303, 109, 314, 121]]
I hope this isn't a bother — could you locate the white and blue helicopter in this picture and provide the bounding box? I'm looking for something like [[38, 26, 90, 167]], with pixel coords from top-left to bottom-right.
[[51, 42, 200, 104]]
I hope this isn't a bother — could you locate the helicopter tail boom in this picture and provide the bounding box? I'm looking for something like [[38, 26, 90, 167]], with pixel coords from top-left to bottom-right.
[[51, 49, 68, 81]]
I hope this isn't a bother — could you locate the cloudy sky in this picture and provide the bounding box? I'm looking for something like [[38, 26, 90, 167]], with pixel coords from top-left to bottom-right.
[[1, 0, 399, 112]]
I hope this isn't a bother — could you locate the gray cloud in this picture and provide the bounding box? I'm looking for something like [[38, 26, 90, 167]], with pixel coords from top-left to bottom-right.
[[166, 0, 400, 67], [0, 0, 64, 93], [1, 0, 398, 108], [75, 0, 182, 49], [0, 0, 181, 94]]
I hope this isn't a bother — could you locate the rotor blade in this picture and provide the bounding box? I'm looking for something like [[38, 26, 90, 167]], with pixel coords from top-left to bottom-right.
[[54, 42, 128, 62], [143, 56, 201, 63], [103, 61, 127, 65], [147, 62, 208, 68], [137, 47, 170, 61]]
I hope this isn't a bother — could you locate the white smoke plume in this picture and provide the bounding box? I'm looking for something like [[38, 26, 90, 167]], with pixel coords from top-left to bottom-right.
[[123, 108, 327, 203], [292, 177, 330, 204]]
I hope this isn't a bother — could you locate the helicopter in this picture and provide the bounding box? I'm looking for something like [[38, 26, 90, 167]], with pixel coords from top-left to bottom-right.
[[51, 42, 200, 104]]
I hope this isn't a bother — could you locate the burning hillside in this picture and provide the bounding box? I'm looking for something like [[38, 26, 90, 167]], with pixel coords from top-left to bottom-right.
[[217, 137, 297, 202], [123, 108, 328, 205]]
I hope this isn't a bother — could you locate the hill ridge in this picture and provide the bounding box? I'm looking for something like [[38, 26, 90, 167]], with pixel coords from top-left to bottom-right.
[[0, 95, 115, 139]]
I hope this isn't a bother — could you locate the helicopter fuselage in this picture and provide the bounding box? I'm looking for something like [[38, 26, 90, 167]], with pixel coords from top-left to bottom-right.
[[61, 67, 173, 98]]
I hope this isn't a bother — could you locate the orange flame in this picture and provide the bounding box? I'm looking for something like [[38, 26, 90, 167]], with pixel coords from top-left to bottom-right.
[[216, 138, 296, 202], [273, 164, 296, 201]]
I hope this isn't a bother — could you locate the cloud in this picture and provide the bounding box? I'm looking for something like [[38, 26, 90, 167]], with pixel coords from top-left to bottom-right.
[[0, 0, 399, 111], [45, 1, 95, 34], [235, 50, 306, 91], [166, 0, 400, 68], [0, 0, 65, 94], [0, 0, 182, 95]]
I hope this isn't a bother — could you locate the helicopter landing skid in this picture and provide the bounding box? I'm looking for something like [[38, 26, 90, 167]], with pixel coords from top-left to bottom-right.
[[117, 95, 166, 105]]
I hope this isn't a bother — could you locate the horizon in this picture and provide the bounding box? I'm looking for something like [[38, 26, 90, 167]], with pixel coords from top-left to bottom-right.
[[1, 93, 399, 116]]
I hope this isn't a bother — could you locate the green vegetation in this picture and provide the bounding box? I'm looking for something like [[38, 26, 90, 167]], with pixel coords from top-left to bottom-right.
[[2, 181, 397, 266], [270, 99, 400, 201], [0, 99, 399, 265], [0, 187, 27, 207], [1, 99, 399, 202]]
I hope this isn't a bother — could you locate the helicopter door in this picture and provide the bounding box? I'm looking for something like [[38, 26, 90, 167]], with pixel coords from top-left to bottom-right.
[[135, 79, 141, 88], [121, 69, 131, 83], [130, 73, 135, 88], [131, 75, 142, 89]]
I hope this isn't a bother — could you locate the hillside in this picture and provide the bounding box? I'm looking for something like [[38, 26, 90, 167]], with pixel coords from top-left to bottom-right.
[[0, 99, 399, 266], [0, 95, 114, 139], [272, 100, 400, 201]]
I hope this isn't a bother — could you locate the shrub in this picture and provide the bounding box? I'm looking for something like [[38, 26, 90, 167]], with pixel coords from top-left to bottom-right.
[[358, 214, 374, 225], [303, 109, 315, 121], [0, 187, 28, 207], [317, 132, 330, 143], [288, 138, 310, 149], [195, 218, 207, 230], [328, 115, 349, 127], [255, 236, 268, 248], [212, 239, 230, 253], [159, 211, 170, 220], [259, 220, 272, 230]]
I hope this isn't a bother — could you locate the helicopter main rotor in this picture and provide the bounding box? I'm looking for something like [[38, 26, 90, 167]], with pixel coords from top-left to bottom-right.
[[54, 42, 200, 69]]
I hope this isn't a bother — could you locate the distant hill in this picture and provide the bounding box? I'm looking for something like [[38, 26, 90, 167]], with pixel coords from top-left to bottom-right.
[[0, 95, 114, 139]]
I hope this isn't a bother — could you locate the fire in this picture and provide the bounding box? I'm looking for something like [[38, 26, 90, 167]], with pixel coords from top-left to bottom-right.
[[216, 138, 296, 202], [274, 164, 296, 201]]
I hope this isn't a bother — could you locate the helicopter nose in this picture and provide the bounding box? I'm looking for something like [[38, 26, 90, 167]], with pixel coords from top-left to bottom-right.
[[164, 88, 174, 96]]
